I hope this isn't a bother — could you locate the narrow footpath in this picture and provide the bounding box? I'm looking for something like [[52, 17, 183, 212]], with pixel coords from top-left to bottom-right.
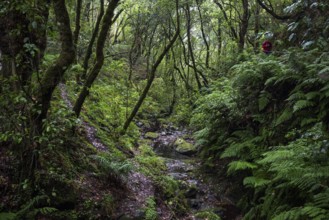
[[59, 83, 241, 219]]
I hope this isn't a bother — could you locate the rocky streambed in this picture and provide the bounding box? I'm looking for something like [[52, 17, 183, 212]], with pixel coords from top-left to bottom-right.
[[145, 126, 242, 220]]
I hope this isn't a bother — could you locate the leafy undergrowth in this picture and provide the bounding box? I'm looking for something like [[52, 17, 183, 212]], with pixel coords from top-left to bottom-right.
[[192, 49, 329, 219], [0, 117, 136, 220]]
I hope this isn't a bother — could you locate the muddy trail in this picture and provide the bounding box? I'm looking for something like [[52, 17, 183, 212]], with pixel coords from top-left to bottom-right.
[[59, 83, 241, 219]]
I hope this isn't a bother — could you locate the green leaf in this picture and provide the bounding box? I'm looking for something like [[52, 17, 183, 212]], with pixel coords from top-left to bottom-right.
[[243, 176, 270, 188], [275, 109, 293, 126], [305, 91, 320, 100], [293, 100, 314, 113], [227, 161, 257, 175], [259, 96, 269, 111], [0, 213, 16, 220], [301, 118, 318, 127]]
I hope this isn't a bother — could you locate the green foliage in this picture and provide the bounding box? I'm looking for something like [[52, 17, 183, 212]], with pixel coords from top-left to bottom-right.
[[136, 144, 187, 214], [136, 153, 166, 177], [144, 197, 158, 220], [90, 153, 132, 183], [101, 194, 115, 216], [195, 210, 222, 220], [227, 161, 257, 175], [192, 49, 329, 219], [0, 212, 16, 220]]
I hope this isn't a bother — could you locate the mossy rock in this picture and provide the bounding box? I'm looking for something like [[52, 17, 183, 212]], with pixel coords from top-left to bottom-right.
[[195, 210, 221, 220], [174, 138, 197, 156], [144, 132, 159, 139]]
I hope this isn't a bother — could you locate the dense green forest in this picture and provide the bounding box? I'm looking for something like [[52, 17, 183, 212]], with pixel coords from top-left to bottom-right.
[[1, 0, 329, 219]]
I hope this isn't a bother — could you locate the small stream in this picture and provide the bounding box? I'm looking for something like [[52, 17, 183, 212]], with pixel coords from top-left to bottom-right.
[[59, 83, 241, 219], [150, 127, 242, 220]]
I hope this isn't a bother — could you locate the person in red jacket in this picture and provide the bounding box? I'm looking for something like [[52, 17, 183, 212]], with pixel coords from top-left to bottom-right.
[[262, 40, 272, 54]]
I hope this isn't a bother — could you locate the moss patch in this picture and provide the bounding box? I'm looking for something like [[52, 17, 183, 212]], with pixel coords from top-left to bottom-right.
[[174, 138, 197, 155], [144, 132, 159, 139]]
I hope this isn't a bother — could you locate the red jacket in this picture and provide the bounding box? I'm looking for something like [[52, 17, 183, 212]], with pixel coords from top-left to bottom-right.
[[262, 40, 272, 53]]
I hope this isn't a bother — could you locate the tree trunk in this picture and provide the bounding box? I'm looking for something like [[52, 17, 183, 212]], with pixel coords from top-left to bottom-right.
[[122, 0, 180, 133], [185, 3, 202, 90], [82, 0, 104, 79], [168, 72, 177, 116], [238, 0, 249, 52], [36, 0, 75, 132], [254, 3, 260, 52], [217, 17, 222, 60], [214, 0, 238, 40], [196, 0, 210, 68], [74, 0, 120, 117], [73, 0, 83, 61]]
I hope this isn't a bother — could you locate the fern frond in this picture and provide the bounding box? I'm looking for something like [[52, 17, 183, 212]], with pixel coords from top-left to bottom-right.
[[265, 76, 278, 86], [301, 206, 329, 219], [301, 118, 318, 127], [38, 207, 58, 215], [293, 100, 314, 113], [305, 91, 320, 100], [243, 176, 270, 188], [259, 96, 270, 111], [275, 109, 293, 126], [300, 78, 321, 87], [272, 208, 302, 220], [287, 92, 305, 101], [227, 160, 257, 175], [17, 195, 48, 216], [221, 143, 246, 158], [0, 213, 16, 220], [313, 190, 329, 209]]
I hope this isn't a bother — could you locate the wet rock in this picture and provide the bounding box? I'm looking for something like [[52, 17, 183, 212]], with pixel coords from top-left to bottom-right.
[[185, 185, 198, 198], [117, 210, 145, 220], [145, 132, 159, 139], [136, 121, 143, 127], [174, 138, 197, 156], [188, 199, 201, 209]]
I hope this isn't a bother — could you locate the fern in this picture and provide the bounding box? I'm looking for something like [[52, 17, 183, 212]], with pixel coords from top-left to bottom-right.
[[293, 100, 314, 113], [272, 208, 303, 220], [258, 92, 271, 111], [90, 154, 132, 182], [305, 91, 321, 100], [287, 91, 305, 101], [0, 213, 16, 220], [265, 76, 279, 86], [275, 108, 293, 126], [227, 160, 257, 175], [313, 190, 329, 209], [38, 207, 58, 215], [301, 206, 329, 220], [16, 195, 48, 217], [301, 118, 318, 127], [243, 176, 270, 188]]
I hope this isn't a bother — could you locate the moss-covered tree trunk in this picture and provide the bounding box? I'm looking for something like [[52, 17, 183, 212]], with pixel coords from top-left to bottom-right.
[[73, 0, 83, 62], [74, 0, 120, 117], [36, 0, 75, 132]]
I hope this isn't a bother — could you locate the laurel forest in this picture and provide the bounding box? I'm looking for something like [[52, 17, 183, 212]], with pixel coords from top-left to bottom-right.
[[0, 0, 328, 219]]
